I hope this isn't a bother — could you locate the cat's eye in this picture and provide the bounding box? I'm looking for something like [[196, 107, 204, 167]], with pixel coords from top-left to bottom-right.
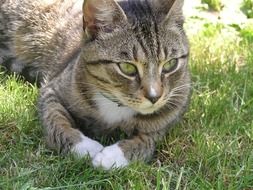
[[118, 63, 138, 77], [162, 59, 178, 74]]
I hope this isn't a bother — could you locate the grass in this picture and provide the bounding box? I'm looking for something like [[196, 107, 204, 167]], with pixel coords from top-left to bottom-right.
[[241, 0, 253, 18], [201, 0, 223, 11], [1, 21, 253, 189]]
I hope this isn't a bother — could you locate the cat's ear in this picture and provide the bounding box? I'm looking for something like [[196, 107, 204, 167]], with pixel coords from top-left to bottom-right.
[[153, 0, 184, 23], [83, 0, 127, 39]]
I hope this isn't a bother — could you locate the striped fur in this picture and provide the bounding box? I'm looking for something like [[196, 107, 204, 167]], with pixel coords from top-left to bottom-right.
[[1, 0, 191, 169]]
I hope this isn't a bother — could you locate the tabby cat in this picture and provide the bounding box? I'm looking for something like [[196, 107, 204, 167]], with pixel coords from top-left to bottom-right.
[[0, 0, 191, 169]]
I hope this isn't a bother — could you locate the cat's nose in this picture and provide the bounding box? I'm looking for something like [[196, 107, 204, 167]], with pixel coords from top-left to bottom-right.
[[143, 84, 163, 104], [145, 93, 161, 104]]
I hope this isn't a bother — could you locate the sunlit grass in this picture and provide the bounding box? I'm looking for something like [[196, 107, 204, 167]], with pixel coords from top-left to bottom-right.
[[0, 22, 253, 189], [241, 0, 253, 18], [201, 0, 223, 11]]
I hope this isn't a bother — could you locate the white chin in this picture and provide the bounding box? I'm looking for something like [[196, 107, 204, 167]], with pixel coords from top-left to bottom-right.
[[129, 102, 163, 115], [136, 107, 160, 115]]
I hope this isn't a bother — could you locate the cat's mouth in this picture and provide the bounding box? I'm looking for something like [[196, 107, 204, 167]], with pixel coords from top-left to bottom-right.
[[101, 93, 163, 115], [135, 105, 163, 115]]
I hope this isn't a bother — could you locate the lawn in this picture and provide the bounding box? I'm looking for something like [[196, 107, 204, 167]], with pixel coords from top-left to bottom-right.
[[0, 8, 253, 190]]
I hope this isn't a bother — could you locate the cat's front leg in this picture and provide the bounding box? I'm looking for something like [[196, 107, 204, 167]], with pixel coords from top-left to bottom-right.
[[39, 86, 104, 158], [92, 132, 161, 170]]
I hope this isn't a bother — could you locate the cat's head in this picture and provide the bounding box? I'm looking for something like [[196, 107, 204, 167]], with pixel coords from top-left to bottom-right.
[[80, 0, 190, 115]]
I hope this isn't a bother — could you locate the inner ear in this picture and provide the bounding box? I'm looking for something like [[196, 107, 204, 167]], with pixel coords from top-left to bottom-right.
[[83, 0, 128, 39]]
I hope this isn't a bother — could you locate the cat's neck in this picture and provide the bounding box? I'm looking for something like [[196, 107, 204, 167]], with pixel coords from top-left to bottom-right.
[[93, 93, 137, 124]]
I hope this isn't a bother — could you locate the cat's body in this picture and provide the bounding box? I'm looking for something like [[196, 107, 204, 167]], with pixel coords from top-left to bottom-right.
[[0, 0, 83, 82], [0, 0, 191, 169]]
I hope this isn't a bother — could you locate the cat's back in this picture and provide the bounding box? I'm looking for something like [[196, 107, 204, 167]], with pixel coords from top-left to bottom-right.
[[0, 0, 83, 83]]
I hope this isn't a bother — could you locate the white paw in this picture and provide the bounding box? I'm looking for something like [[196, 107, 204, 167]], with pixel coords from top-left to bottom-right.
[[92, 143, 129, 170], [71, 135, 104, 158]]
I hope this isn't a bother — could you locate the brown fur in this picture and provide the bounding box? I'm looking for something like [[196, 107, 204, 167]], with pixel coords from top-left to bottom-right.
[[0, 0, 191, 168]]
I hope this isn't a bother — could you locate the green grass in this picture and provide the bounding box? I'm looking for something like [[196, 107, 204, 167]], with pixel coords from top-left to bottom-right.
[[1, 22, 253, 189], [241, 0, 253, 18], [201, 0, 223, 11]]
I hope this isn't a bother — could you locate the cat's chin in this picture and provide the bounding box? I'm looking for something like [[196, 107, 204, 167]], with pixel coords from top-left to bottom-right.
[[132, 104, 164, 115], [135, 107, 160, 115], [129, 100, 165, 115]]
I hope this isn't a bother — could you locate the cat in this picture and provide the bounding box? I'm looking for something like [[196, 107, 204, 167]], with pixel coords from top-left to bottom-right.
[[0, 0, 191, 170]]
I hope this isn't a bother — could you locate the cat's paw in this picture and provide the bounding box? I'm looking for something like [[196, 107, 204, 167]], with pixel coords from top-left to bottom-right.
[[92, 143, 129, 170], [71, 135, 104, 158]]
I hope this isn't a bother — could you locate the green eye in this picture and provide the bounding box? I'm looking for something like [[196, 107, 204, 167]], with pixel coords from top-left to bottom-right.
[[162, 59, 178, 74], [118, 63, 138, 77]]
